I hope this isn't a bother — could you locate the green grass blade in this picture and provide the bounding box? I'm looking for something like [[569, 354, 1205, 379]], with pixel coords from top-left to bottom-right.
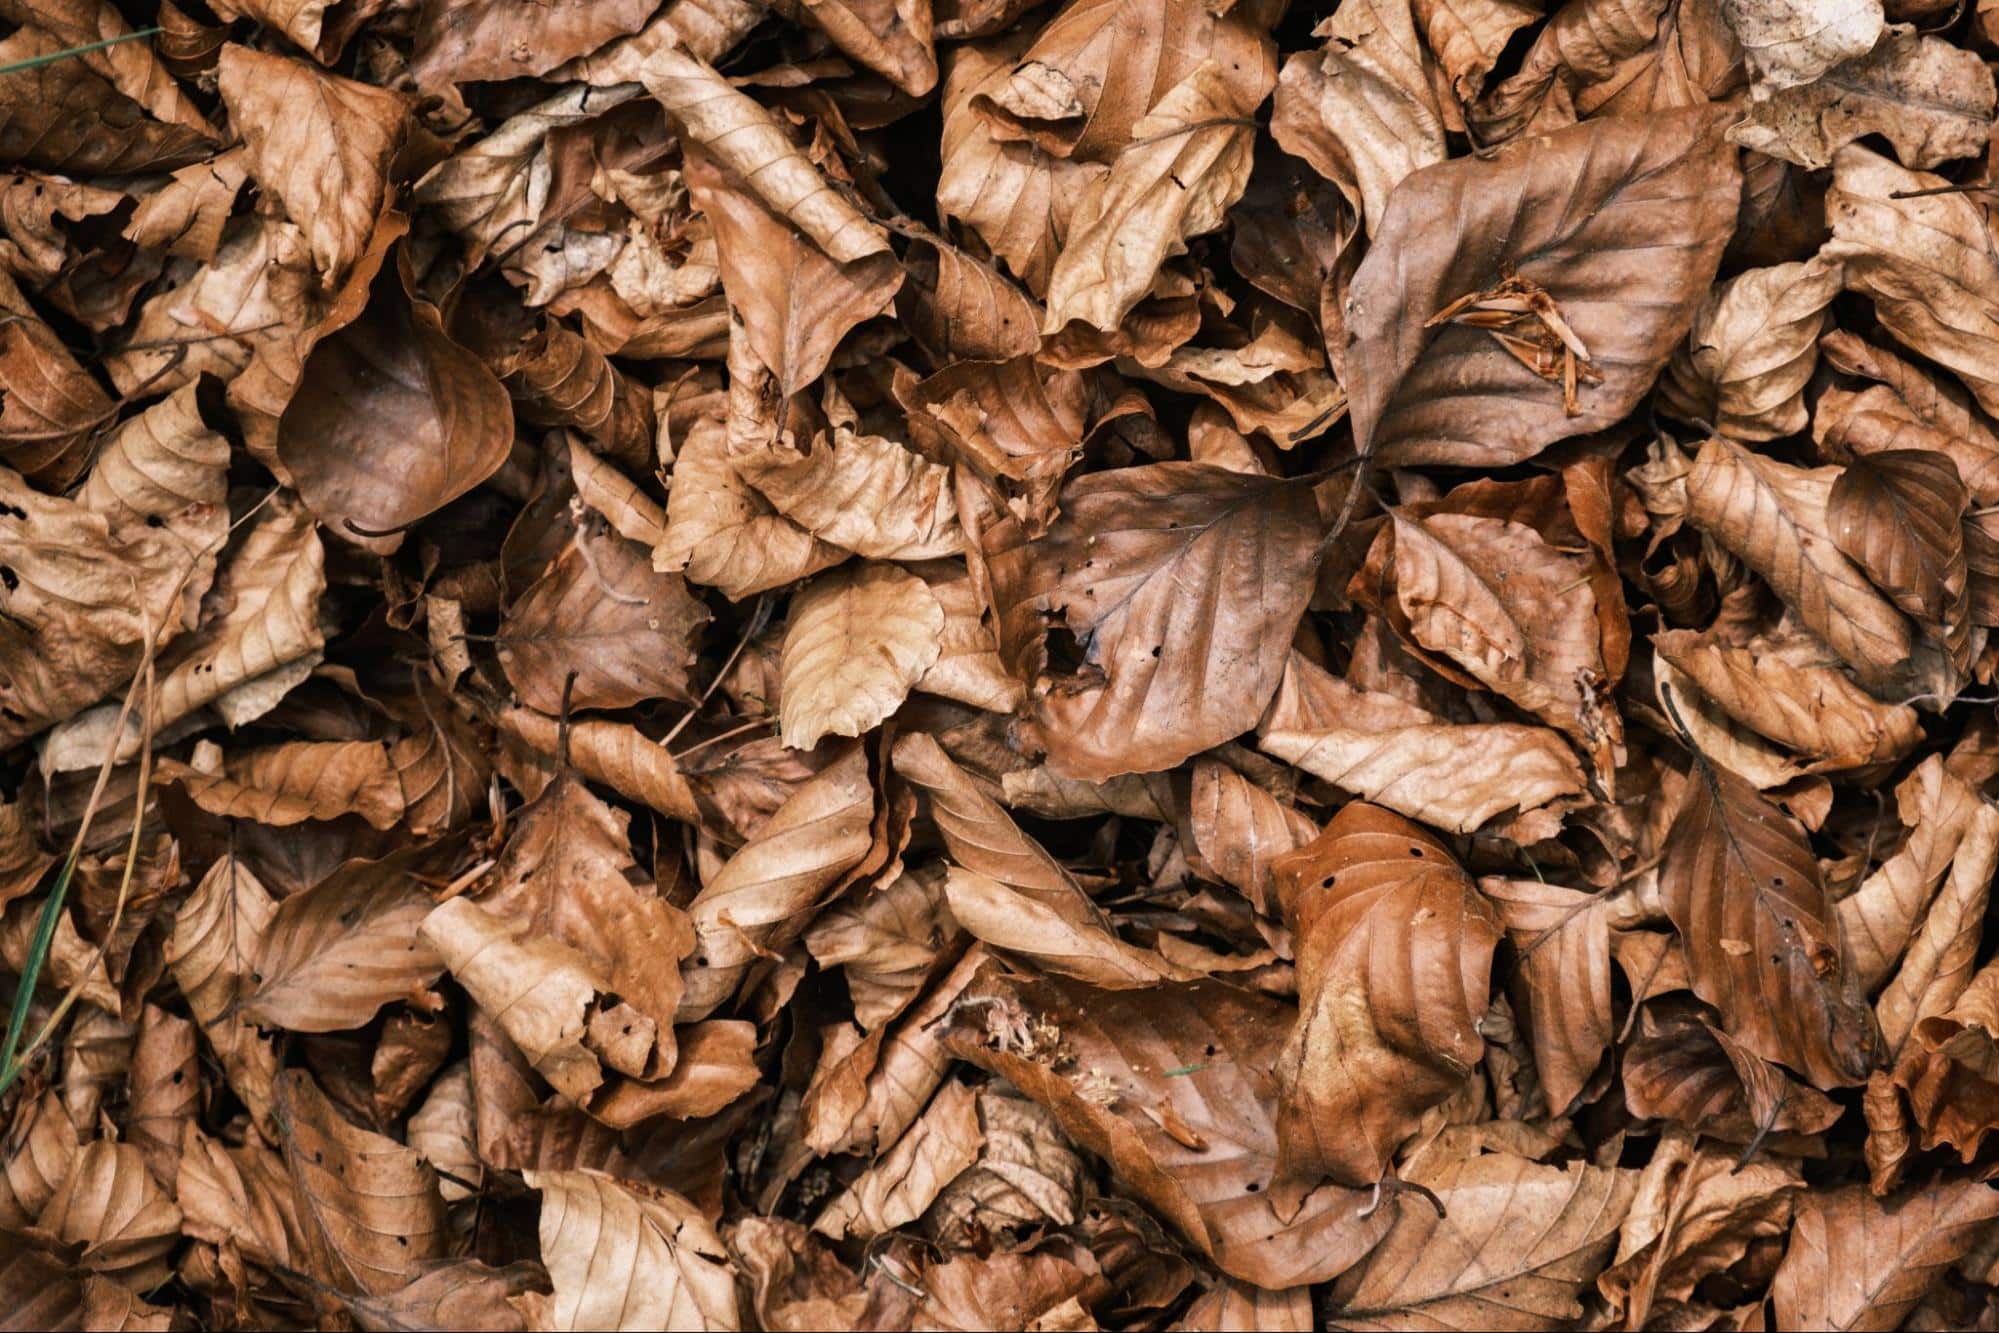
[[0, 852, 76, 1093], [0, 27, 162, 78]]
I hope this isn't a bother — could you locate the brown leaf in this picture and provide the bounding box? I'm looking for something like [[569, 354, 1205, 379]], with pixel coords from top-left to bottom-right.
[[1257, 654, 1588, 835], [1485, 878, 1613, 1116], [943, 969, 1398, 1288], [646, 50, 889, 266], [1664, 254, 1843, 442], [1268, 802, 1502, 1189], [780, 563, 944, 749], [241, 846, 449, 1032], [410, 0, 657, 85], [500, 520, 710, 713], [216, 44, 407, 287], [1838, 756, 1985, 992], [1329, 1148, 1637, 1330], [1731, 28, 1995, 170], [1042, 64, 1257, 339], [1659, 753, 1881, 1088], [39, 1141, 181, 1292], [527, 1169, 741, 1331], [682, 745, 876, 1017], [987, 462, 1324, 779], [276, 1068, 448, 1296], [656, 414, 849, 600], [166, 855, 281, 1127], [814, 1077, 984, 1240], [1824, 144, 1999, 421], [1827, 449, 1970, 626], [0, 27, 213, 175], [157, 739, 405, 829], [1771, 1179, 1999, 1332], [1271, 0, 1446, 233], [1876, 802, 1999, 1057], [1345, 107, 1739, 468], [1684, 435, 1913, 692], [731, 425, 961, 561]]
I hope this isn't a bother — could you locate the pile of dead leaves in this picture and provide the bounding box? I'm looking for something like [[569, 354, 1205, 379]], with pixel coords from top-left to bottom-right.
[[14, 0, 1999, 1328]]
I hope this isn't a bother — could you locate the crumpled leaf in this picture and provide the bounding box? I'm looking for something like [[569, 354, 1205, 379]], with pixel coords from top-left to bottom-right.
[[216, 44, 407, 287], [1268, 802, 1503, 1189], [1731, 27, 1996, 170], [1721, 0, 1882, 95], [943, 968, 1398, 1288]]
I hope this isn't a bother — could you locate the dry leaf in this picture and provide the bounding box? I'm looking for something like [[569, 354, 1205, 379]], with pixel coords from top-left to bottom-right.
[[779, 563, 944, 749]]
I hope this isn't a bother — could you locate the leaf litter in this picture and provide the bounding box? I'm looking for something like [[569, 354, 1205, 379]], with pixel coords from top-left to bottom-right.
[[11, 0, 1999, 1328]]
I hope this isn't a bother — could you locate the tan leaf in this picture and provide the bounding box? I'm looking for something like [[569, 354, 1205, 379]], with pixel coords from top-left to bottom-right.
[[643, 48, 888, 266], [1485, 878, 1613, 1116], [1771, 1179, 1999, 1331], [242, 847, 448, 1032], [936, 34, 1108, 293], [413, 85, 643, 269], [1268, 802, 1502, 1189], [1824, 144, 1999, 420], [682, 746, 876, 1017], [1344, 107, 1739, 468], [215, 44, 407, 287], [1654, 626, 1922, 776], [166, 855, 281, 1127], [1664, 254, 1844, 441], [987, 463, 1324, 779], [1043, 64, 1257, 337], [1330, 1149, 1636, 1330], [156, 739, 405, 830], [39, 1141, 180, 1292], [128, 1004, 197, 1191], [1828, 449, 1969, 626], [731, 426, 960, 561], [1597, 1129, 1801, 1329], [1838, 757, 1984, 992], [1897, 954, 1999, 1161], [780, 563, 944, 749], [495, 705, 700, 824], [1660, 754, 1881, 1088], [1257, 654, 1588, 835], [928, 1087, 1087, 1243], [569, 437, 668, 548], [805, 863, 955, 1030], [1732, 28, 1995, 170], [424, 896, 609, 1102], [656, 414, 849, 600], [410, 0, 657, 85], [943, 864, 1180, 987], [1271, 0, 1446, 232], [500, 520, 710, 714], [1622, 1003, 1844, 1142], [336, 1260, 543, 1333], [122, 146, 250, 261], [205, 0, 372, 62], [942, 969, 1398, 1288], [1876, 802, 1999, 1055], [528, 1169, 741, 1331], [406, 1061, 482, 1203], [912, 559, 1026, 713], [6, 0, 216, 134], [1683, 435, 1912, 691], [893, 733, 1143, 953], [1186, 757, 1317, 917], [0, 1092, 78, 1227], [776, 0, 936, 95], [1387, 510, 1620, 773], [1819, 330, 1999, 500], [898, 230, 1043, 363], [0, 464, 209, 749], [1720, 0, 1883, 94], [814, 1077, 984, 1240], [1178, 1280, 1313, 1332], [276, 1069, 447, 1295], [478, 775, 695, 1070]]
